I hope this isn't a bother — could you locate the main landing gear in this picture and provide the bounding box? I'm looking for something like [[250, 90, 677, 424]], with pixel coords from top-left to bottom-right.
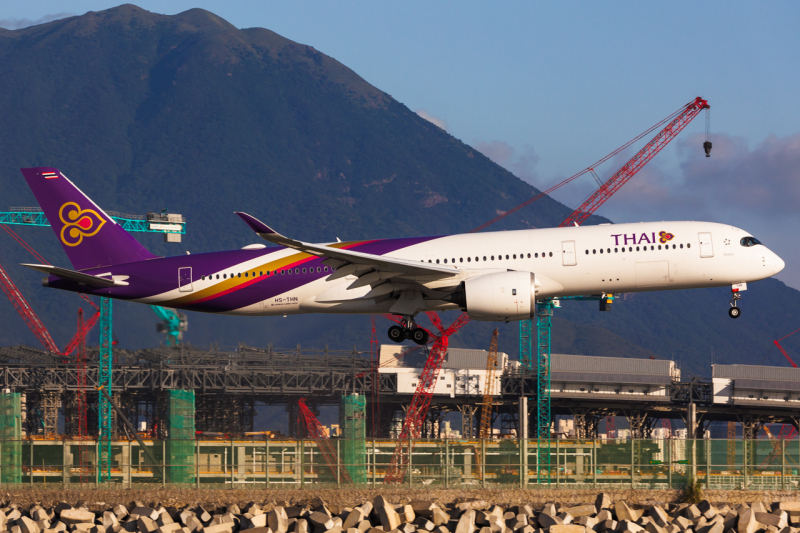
[[387, 316, 430, 345], [728, 285, 743, 319]]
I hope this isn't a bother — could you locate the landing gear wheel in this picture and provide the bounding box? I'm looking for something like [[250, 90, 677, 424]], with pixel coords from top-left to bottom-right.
[[388, 325, 405, 343], [410, 328, 429, 345], [728, 307, 741, 319]]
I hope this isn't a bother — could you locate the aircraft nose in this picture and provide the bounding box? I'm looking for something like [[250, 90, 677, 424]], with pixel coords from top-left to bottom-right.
[[771, 251, 785, 275]]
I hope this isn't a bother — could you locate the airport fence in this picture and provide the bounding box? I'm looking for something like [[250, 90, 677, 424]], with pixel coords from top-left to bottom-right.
[[0, 437, 798, 490]]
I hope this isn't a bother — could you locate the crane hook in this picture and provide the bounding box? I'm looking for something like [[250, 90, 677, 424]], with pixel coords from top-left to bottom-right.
[[703, 107, 712, 157]]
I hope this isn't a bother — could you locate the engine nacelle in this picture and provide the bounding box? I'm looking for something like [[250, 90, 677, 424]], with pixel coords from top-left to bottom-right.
[[447, 271, 536, 321]]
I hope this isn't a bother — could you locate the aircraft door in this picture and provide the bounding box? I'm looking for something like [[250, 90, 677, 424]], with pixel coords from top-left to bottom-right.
[[698, 232, 714, 258], [562, 240, 577, 266], [178, 267, 193, 292]]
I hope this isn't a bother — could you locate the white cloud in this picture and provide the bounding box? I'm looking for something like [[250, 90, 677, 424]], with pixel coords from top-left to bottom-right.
[[472, 140, 539, 182], [0, 13, 72, 30], [415, 109, 448, 132]]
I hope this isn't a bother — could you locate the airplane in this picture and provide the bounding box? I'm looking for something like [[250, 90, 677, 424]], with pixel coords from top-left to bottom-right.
[[18, 167, 785, 345]]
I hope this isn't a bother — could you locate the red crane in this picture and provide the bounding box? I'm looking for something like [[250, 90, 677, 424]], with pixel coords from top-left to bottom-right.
[[0, 261, 59, 353], [471, 97, 710, 233], [296, 398, 353, 484], [383, 311, 470, 484], [0, 225, 99, 355], [559, 97, 710, 227], [773, 327, 800, 368]]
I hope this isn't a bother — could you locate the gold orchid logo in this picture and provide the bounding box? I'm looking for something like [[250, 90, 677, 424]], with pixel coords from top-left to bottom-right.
[[59, 202, 106, 247]]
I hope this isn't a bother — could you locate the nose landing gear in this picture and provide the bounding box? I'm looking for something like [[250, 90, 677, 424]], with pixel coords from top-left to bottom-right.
[[387, 316, 430, 345], [728, 285, 744, 319]]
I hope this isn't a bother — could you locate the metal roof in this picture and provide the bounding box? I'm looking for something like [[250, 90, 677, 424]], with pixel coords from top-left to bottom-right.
[[713, 364, 800, 382]]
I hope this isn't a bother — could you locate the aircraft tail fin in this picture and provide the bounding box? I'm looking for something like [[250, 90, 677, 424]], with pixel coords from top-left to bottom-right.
[[20, 167, 156, 270]]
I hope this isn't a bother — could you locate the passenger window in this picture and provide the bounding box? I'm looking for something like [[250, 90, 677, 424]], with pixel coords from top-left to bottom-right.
[[585, 250, 589, 255], [658, 245, 661, 250], [600, 249, 603, 254], [452, 258, 455, 263], [527, 253, 531, 258], [513, 254, 517, 259], [491, 256, 495, 261], [629, 247, 632, 251], [281, 270, 285, 275], [535, 253, 539, 258], [680, 244, 683, 249], [549, 252, 553, 257], [238, 273, 241, 278], [245, 272, 249, 277], [505, 255, 509, 259], [650, 245, 654, 250], [460, 258, 463, 263], [302, 268, 307, 273], [606, 249, 610, 253], [687, 243, 691, 248], [483, 256, 487, 261], [672, 244, 676, 249], [295, 268, 300, 274], [593, 250, 596, 254], [436, 259, 440, 264], [467, 257, 471, 262], [216, 275, 219, 279], [443, 259, 447, 264], [201, 276, 205, 280], [223, 274, 227, 279], [325, 266, 329, 271], [614, 248, 618, 253]]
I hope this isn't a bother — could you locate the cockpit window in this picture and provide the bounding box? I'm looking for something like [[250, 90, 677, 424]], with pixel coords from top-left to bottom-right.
[[740, 236, 762, 247]]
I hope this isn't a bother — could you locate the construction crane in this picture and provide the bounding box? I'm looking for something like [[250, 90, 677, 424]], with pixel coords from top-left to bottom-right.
[[383, 312, 470, 484], [151, 306, 188, 345], [0, 261, 60, 353], [478, 329, 500, 439], [470, 96, 711, 233], [296, 398, 352, 483], [773, 327, 800, 368]]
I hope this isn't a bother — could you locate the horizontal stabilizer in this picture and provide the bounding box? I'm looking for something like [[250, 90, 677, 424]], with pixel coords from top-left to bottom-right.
[[21, 264, 128, 288]]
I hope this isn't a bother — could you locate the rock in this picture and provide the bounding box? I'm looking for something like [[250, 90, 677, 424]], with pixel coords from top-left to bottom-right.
[[183, 517, 202, 533], [202, 525, 234, 533], [538, 514, 562, 529], [20, 517, 41, 533], [596, 496, 612, 514], [309, 512, 336, 532], [343, 511, 365, 531], [757, 514, 784, 528], [411, 504, 437, 520], [739, 508, 758, 533], [456, 510, 476, 533], [563, 508, 595, 520], [550, 526, 585, 533], [400, 507, 415, 525], [268, 508, 289, 533], [618, 522, 644, 533], [432, 509, 450, 527], [379, 507, 401, 533], [645, 523, 664, 533], [415, 519, 435, 532], [61, 512, 96, 526]]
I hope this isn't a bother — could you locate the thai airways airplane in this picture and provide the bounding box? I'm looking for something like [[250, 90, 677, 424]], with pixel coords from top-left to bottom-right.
[[19, 167, 784, 344]]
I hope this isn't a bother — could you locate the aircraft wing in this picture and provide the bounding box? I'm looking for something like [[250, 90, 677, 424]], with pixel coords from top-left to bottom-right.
[[235, 212, 458, 280]]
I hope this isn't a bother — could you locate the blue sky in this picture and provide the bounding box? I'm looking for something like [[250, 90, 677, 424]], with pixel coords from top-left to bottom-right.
[[4, 1, 800, 288]]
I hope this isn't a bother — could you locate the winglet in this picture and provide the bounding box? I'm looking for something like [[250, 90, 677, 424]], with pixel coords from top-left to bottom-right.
[[235, 212, 301, 248]]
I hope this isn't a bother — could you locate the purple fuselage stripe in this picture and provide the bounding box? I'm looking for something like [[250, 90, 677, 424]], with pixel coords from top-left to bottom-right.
[[47, 235, 441, 312]]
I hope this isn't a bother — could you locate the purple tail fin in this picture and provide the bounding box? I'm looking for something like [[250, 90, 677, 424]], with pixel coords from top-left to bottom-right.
[[20, 167, 156, 270]]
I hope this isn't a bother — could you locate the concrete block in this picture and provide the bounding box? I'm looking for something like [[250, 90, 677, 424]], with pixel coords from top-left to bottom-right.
[[675, 517, 692, 531], [356, 522, 371, 533], [537, 514, 562, 529], [243, 528, 273, 533], [247, 516, 270, 529], [414, 519, 434, 532], [432, 510, 449, 528], [268, 508, 289, 533], [157, 517, 174, 528], [616, 504, 636, 523], [433, 528, 449, 533], [343, 511, 364, 531], [36, 521, 51, 532], [645, 523, 664, 533], [137, 518, 158, 533], [20, 517, 41, 533], [564, 508, 595, 520], [399, 507, 415, 526], [134, 511, 160, 523], [596, 496, 612, 514], [510, 515, 528, 531], [739, 508, 758, 533], [157, 525, 180, 533], [550, 526, 585, 533], [183, 517, 202, 533], [295, 520, 309, 533], [597, 521, 617, 532], [113, 509, 128, 522], [61, 512, 96, 527], [542, 506, 557, 519], [649, 508, 670, 528], [478, 528, 491, 533], [72, 524, 96, 533], [457, 504, 488, 513], [33, 511, 50, 523], [203, 525, 234, 533], [518, 527, 534, 533], [780, 506, 800, 513], [595, 512, 612, 524], [374, 498, 392, 510], [411, 505, 437, 520], [379, 508, 401, 533], [309, 513, 336, 532], [618, 522, 643, 533], [456, 510, 476, 533], [757, 514, 783, 528]]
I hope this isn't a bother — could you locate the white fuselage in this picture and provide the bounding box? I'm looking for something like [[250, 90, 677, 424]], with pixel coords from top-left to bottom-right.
[[172, 220, 782, 317]]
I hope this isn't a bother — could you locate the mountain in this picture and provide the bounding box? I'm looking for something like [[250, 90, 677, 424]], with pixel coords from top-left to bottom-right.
[[0, 5, 798, 376]]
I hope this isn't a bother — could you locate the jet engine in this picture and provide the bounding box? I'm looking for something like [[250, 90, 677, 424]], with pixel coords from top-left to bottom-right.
[[445, 271, 535, 321]]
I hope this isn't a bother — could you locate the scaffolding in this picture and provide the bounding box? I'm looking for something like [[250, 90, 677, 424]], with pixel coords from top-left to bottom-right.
[[0, 393, 21, 483], [341, 394, 367, 483], [167, 390, 195, 484]]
